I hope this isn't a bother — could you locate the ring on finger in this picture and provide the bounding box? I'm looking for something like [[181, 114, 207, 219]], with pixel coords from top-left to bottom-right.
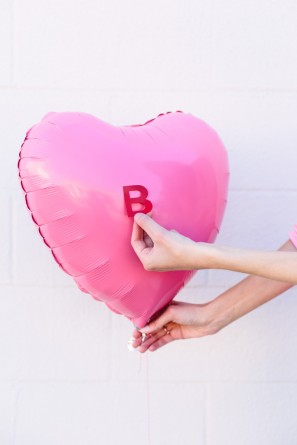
[[163, 326, 170, 335]]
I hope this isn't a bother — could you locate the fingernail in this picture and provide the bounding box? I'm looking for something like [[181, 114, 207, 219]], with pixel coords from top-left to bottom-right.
[[127, 337, 136, 352], [140, 326, 150, 334]]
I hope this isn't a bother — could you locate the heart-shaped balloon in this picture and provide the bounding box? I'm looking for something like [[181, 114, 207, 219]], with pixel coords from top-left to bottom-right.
[[18, 111, 229, 328]]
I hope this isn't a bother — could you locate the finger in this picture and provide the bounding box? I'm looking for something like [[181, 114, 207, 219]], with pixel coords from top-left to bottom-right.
[[138, 325, 175, 352], [140, 306, 176, 335], [131, 219, 146, 257], [149, 334, 175, 351], [132, 328, 143, 347], [132, 328, 142, 339], [127, 329, 144, 350], [134, 213, 165, 240], [138, 329, 168, 353], [131, 336, 143, 348]]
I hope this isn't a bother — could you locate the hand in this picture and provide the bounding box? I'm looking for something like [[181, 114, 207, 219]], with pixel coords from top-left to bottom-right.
[[128, 301, 221, 353], [131, 213, 199, 271], [127, 239, 297, 352]]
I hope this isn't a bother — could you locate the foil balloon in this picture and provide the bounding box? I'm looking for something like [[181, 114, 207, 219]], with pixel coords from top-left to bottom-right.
[[18, 111, 229, 328]]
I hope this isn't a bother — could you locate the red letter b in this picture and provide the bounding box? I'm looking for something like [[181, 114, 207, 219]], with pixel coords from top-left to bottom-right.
[[123, 185, 153, 217]]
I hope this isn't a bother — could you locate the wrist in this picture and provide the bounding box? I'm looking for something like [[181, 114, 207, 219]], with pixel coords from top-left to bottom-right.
[[204, 298, 232, 334], [184, 241, 221, 270]]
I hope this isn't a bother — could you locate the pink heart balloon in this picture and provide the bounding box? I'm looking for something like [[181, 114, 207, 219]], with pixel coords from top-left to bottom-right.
[[18, 111, 229, 328]]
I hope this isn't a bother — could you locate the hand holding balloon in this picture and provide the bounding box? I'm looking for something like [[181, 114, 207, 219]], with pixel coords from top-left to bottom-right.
[[129, 216, 297, 352], [129, 300, 218, 352]]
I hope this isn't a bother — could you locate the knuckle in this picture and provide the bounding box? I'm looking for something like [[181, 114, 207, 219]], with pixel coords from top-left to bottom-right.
[[148, 322, 156, 331], [143, 262, 154, 271], [166, 305, 175, 318], [154, 230, 166, 244]]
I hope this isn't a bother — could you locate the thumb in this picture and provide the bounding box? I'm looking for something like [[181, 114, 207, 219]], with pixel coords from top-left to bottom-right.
[[140, 306, 175, 334], [134, 213, 164, 239]]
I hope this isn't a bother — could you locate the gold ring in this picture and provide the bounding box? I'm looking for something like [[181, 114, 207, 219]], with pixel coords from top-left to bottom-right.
[[163, 326, 170, 335]]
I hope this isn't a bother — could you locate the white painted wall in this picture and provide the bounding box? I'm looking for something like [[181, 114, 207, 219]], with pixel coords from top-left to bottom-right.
[[1, 1, 297, 443]]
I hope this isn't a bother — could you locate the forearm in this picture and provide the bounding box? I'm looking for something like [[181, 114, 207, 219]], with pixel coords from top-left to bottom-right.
[[193, 240, 297, 284], [206, 240, 296, 332], [208, 273, 294, 332]]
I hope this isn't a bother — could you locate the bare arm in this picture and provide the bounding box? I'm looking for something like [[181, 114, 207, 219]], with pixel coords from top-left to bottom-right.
[[130, 214, 297, 351], [190, 240, 297, 284], [207, 239, 296, 332], [132, 213, 297, 284], [130, 240, 296, 352]]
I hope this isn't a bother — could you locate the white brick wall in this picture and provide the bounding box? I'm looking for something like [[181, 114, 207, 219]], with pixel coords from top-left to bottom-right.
[[1, 1, 297, 444]]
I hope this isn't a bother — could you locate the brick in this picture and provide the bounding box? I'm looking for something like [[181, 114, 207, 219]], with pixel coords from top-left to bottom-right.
[[149, 382, 206, 444], [207, 382, 297, 445], [14, 381, 147, 445], [110, 92, 216, 126], [185, 270, 208, 287], [0, 286, 110, 380], [0, 383, 17, 445], [15, 0, 213, 90], [209, 92, 297, 191], [258, 286, 297, 381], [209, 191, 297, 286], [177, 286, 220, 304], [213, 0, 297, 89], [0, 1, 12, 85], [0, 191, 11, 284]]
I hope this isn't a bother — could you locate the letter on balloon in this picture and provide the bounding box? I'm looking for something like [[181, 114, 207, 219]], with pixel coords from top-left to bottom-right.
[[123, 185, 153, 217]]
